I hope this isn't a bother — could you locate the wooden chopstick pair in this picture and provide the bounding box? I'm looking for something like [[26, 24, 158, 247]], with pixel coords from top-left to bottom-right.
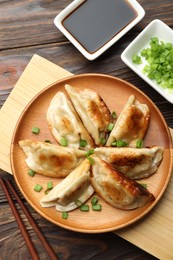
[[0, 178, 58, 260]]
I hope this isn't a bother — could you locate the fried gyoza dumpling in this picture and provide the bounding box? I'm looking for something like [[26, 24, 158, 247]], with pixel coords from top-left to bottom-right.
[[65, 84, 112, 145], [106, 95, 150, 147], [94, 146, 164, 179], [90, 157, 155, 210], [19, 139, 86, 178], [47, 91, 94, 149], [40, 159, 94, 212]]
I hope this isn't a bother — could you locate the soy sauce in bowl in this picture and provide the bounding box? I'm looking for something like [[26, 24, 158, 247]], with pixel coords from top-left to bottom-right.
[[62, 0, 137, 54], [54, 0, 145, 60]]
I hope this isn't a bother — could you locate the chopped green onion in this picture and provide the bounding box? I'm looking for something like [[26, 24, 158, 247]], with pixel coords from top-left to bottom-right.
[[116, 140, 127, 147], [92, 204, 102, 211], [91, 196, 98, 205], [112, 111, 117, 119], [60, 137, 68, 146], [32, 127, 40, 134], [140, 183, 147, 189], [34, 184, 42, 192], [136, 139, 143, 148], [47, 181, 53, 190], [132, 37, 173, 91], [62, 212, 68, 219], [85, 149, 94, 157], [80, 204, 89, 212], [75, 199, 83, 207], [165, 42, 172, 50], [100, 137, 106, 145], [111, 140, 127, 147], [132, 54, 142, 64], [28, 169, 36, 177], [44, 181, 53, 194], [107, 123, 114, 132], [79, 139, 88, 147], [87, 156, 95, 165]]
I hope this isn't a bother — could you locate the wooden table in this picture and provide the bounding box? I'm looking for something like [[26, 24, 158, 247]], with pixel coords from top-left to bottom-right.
[[0, 1, 172, 259]]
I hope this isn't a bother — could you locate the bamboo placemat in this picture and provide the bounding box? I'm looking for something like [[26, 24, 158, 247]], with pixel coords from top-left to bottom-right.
[[0, 54, 172, 259]]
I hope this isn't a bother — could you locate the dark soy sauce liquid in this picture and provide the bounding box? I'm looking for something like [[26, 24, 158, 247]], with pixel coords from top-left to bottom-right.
[[62, 0, 137, 54]]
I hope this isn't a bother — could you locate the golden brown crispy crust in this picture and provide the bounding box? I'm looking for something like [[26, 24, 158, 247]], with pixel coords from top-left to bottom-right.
[[90, 156, 155, 210], [94, 146, 164, 179], [40, 159, 95, 212], [106, 95, 150, 147], [19, 139, 86, 178], [46, 91, 94, 149], [86, 92, 112, 130], [124, 104, 150, 140], [65, 84, 112, 145]]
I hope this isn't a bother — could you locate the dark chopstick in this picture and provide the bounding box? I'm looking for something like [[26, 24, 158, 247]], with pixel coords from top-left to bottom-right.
[[0, 178, 58, 260], [0, 178, 38, 259]]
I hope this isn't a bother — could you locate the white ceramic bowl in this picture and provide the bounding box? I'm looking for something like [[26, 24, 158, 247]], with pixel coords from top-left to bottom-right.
[[121, 19, 173, 104], [54, 0, 145, 60]]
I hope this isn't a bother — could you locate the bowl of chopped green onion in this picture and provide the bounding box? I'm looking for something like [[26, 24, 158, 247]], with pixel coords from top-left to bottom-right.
[[121, 19, 173, 104]]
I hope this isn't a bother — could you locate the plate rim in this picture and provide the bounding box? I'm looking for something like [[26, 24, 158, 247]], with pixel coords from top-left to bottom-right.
[[10, 73, 173, 233]]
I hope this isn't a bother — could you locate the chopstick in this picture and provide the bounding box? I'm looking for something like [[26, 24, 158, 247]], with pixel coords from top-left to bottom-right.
[[0, 178, 58, 260]]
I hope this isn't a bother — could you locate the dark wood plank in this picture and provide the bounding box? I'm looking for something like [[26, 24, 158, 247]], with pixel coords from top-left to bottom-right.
[[0, 0, 68, 50], [0, 0, 173, 50]]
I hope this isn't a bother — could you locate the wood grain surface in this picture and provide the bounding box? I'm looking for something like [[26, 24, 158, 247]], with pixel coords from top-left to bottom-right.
[[0, 0, 173, 259]]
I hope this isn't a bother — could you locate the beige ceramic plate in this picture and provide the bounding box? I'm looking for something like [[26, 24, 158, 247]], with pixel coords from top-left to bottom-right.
[[10, 74, 173, 233]]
